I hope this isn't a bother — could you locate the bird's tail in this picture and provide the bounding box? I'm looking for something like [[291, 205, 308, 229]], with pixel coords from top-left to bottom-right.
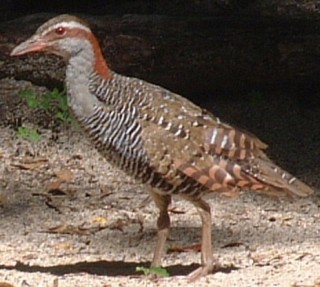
[[174, 157, 314, 198], [243, 158, 314, 197]]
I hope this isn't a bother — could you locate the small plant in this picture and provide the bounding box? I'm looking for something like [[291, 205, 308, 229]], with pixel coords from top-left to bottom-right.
[[136, 266, 170, 278], [19, 88, 72, 123], [17, 126, 41, 142], [19, 89, 39, 109], [17, 87, 74, 142], [43, 88, 71, 123]]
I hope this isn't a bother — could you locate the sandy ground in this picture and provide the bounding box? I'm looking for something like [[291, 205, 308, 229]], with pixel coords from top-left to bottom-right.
[[0, 78, 319, 287]]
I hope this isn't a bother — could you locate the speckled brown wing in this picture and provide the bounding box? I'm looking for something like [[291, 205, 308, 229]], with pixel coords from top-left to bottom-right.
[[140, 116, 265, 197], [139, 87, 313, 198], [198, 113, 313, 197]]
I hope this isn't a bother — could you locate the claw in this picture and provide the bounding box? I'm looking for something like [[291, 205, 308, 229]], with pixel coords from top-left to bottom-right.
[[187, 259, 220, 282]]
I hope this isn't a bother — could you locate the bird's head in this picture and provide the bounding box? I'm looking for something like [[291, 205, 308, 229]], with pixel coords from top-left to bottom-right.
[[11, 14, 110, 78]]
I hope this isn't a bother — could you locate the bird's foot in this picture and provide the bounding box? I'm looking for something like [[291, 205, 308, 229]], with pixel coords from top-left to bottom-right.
[[187, 259, 221, 282]]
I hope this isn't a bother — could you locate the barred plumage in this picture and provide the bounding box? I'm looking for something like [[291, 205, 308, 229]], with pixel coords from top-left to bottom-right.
[[11, 14, 314, 281]]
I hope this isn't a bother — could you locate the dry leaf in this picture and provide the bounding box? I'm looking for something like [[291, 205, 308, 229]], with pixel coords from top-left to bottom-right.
[[48, 224, 80, 234], [48, 188, 68, 196], [47, 224, 105, 235], [168, 207, 186, 214], [92, 216, 108, 226], [282, 216, 293, 221], [55, 169, 73, 182], [0, 282, 16, 287], [250, 252, 283, 266], [168, 243, 201, 253], [47, 181, 75, 196], [108, 218, 127, 231], [0, 194, 8, 206], [71, 154, 83, 160], [11, 158, 48, 170], [53, 242, 73, 250], [281, 216, 294, 226], [100, 185, 113, 198], [47, 179, 63, 192], [295, 252, 313, 261], [221, 241, 244, 248], [32, 192, 63, 212]]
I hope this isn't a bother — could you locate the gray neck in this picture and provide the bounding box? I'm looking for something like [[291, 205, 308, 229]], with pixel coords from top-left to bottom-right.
[[65, 41, 100, 118]]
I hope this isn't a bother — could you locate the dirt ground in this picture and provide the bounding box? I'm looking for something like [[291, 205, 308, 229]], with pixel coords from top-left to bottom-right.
[[0, 78, 319, 287]]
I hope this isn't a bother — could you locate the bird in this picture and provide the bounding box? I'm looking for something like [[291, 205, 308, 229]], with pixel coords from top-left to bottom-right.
[[11, 14, 313, 281]]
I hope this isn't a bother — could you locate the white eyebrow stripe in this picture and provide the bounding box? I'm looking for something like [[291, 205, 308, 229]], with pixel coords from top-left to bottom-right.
[[42, 21, 91, 35]]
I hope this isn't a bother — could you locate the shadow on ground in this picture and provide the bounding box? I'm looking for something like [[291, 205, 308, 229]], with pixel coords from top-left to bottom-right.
[[0, 260, 238, 277]]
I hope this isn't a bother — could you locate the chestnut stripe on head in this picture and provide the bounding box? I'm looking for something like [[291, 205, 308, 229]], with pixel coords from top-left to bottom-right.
[[38, 21, 111, 79]]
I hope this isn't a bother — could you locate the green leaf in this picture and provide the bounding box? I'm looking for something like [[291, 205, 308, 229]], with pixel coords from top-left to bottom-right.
[[55, 111, 70, 122], [17, 127, 41, 142], [19, 89, 40, 109], [19, 89, 34, 99], [136, 266, 170, 277], [17, 87, 73, 140]]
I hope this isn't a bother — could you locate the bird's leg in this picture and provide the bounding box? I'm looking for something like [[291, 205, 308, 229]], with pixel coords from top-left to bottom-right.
[[187, 199, 215, 282], [148, 189, 171, 268]]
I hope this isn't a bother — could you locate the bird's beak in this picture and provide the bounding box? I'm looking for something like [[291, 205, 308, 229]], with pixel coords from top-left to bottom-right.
[[10, 35, 47, 56]]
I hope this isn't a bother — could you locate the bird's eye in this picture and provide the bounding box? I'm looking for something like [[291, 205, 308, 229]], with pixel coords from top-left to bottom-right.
[[55, 26, 66, 35]]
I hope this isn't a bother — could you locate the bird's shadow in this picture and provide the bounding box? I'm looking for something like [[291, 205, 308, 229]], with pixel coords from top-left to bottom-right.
[[0, 260, 238, 277]]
